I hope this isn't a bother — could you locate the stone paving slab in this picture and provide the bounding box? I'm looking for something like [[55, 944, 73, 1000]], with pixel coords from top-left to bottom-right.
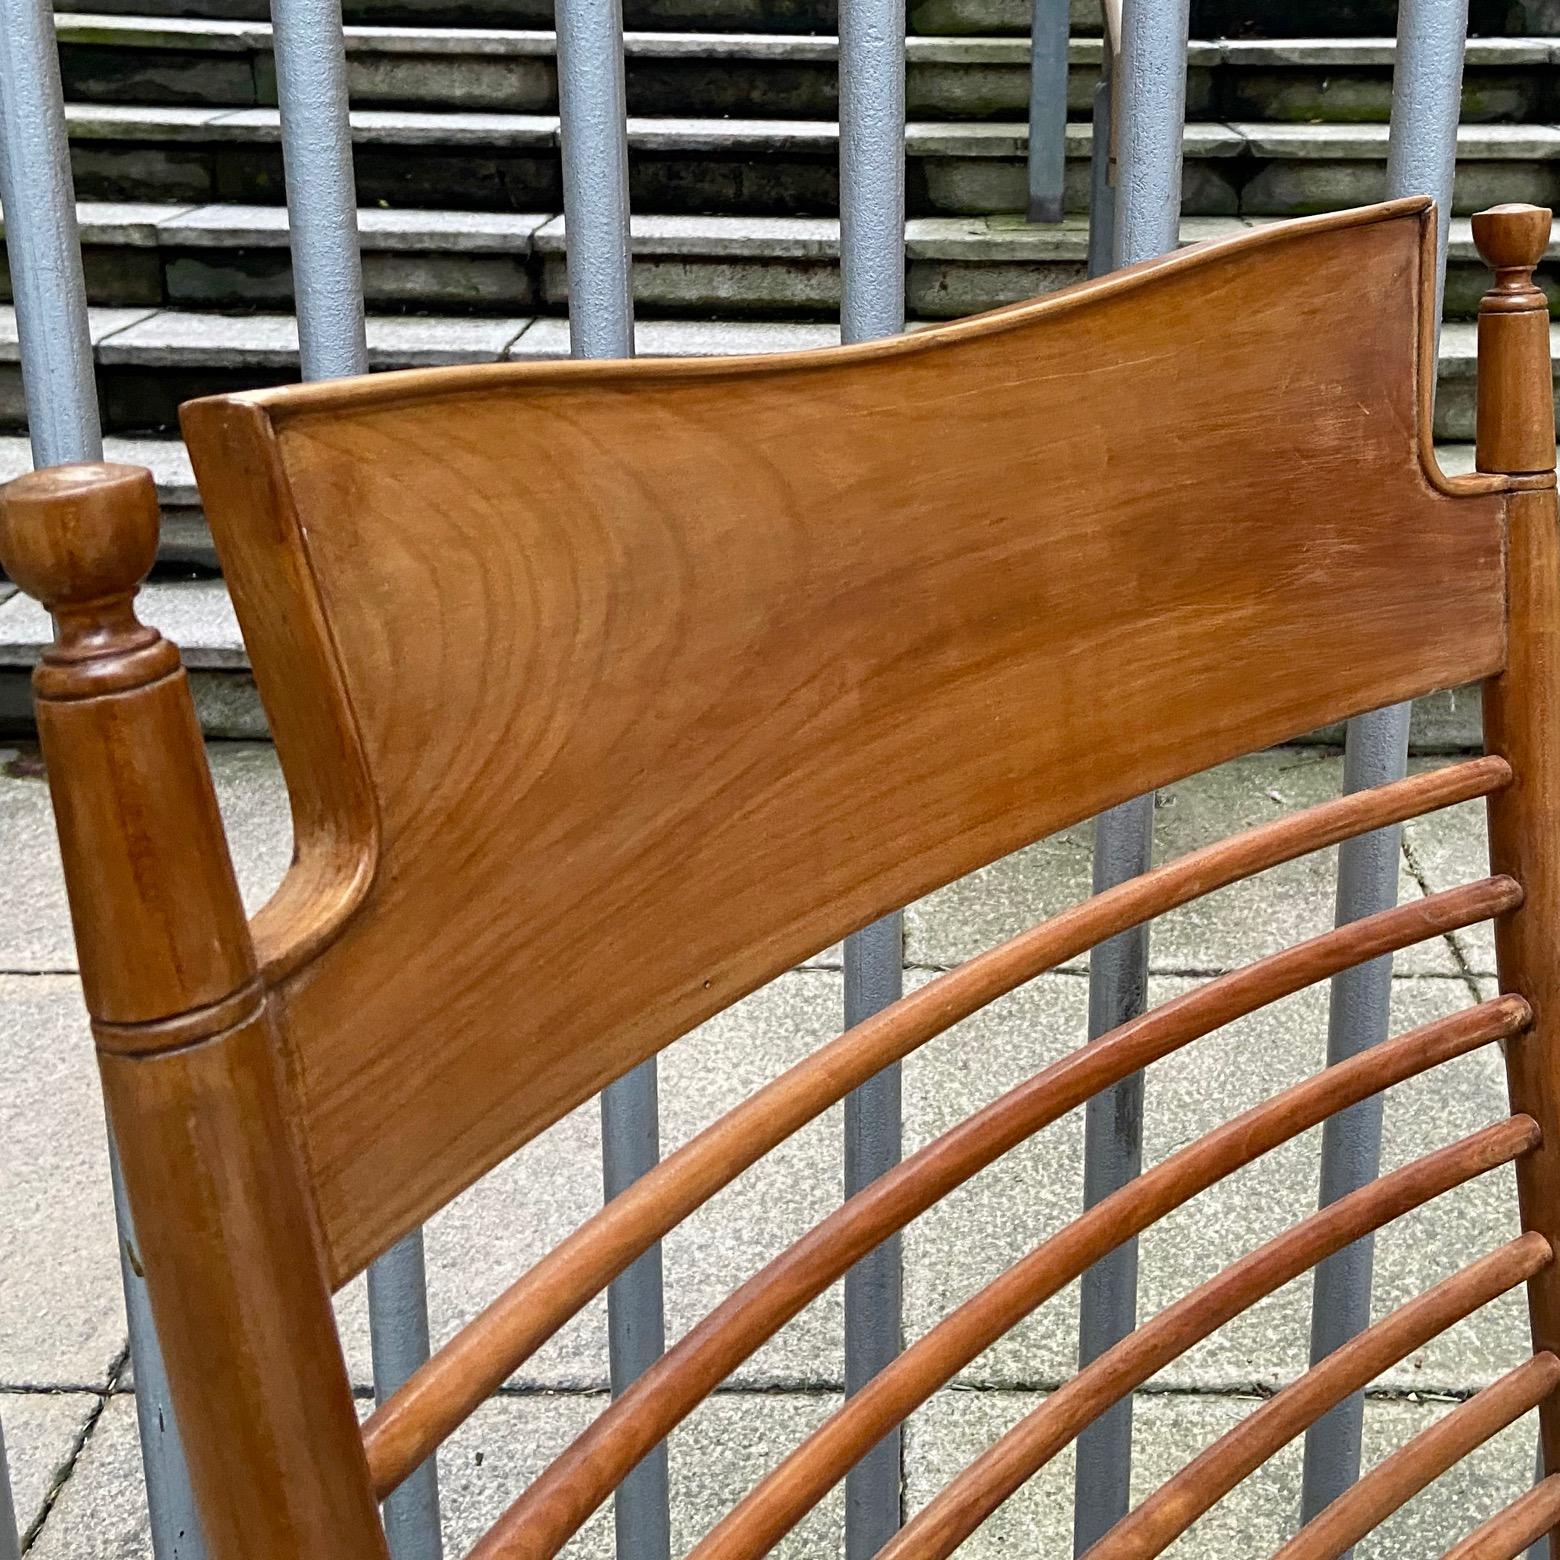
[[903, 971, 1526, 1396], [0, 580, 244, 676], [1403, 766, 1499, 980], [22, 1389, 849, 1557], [0, 741, 288, 975], [53, 13, 1558, 70], [0, 1391, 98, 1540], [18, 1385, 1540, 1556], [904, 1389, 1538, 1557], [0, 741, 1516, 1393], [0, 976, 125, 1392], [906, 747, 1460, 978]]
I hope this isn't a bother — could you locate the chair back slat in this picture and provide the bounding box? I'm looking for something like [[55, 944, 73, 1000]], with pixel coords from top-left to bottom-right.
[[451, 885, 1523, 1560], [1274, 1355, 1560, 1560], [877, 1121, 1544, 1560], [0, 200, 1553, 1560], [1079, 1233, 1553, 1560], [689, 1000, 1536, 1560], [181, 197, 1508, 1283]]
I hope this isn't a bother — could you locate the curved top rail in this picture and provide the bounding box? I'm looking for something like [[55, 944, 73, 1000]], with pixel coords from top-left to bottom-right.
[[182, 196, 1510, 1282]]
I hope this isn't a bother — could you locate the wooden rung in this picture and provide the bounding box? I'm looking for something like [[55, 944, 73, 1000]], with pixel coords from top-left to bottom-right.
[[1273, 1354, 1560, 1560], [362, 761, 1512, 1496], [364, 870, 1518, 1506], [1441, 1474, 1560, 1560], [868, 1120, 1541, 1560], [465, 1115, 1535, 1560], [1080, 1232, 1553, 1560], [688, 998, 1534, 1560]]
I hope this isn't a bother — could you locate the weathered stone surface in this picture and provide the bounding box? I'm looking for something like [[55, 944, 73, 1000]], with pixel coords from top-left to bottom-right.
[[512, 316, 838, 357], [906, 748, 1456, 977], [0, 976, 125, 1390], [0, 578, 244, 668], [0, 1392, 99, 1541], [904, 1388, 1538, 1556], [337, 970, 847, 1391], [903, 971, 1520, 1393]]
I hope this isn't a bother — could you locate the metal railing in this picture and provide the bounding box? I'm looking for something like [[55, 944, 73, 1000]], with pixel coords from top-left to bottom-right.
[[0, 0, 1507, 1553]]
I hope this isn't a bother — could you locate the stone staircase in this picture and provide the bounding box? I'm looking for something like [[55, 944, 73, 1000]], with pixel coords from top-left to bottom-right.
[[1, 0, 1558, 737]]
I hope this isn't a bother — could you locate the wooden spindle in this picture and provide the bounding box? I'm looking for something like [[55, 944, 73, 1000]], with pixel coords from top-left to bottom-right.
[[0, 463, 387, 1560], [1476, 203, 1560, 1554]]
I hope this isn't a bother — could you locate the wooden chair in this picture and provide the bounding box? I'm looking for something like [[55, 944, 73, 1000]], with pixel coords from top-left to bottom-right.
[[0, 196, 1556, 1560]]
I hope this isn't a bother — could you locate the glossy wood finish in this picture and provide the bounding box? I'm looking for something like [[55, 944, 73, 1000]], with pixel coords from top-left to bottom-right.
[[1478, 204, 1560, 1551], [180, 197, 1509, 1283], [469, 901, 1520, 1560], [872, 1120, 1541, 1560], [1442, 1477, 1560, 1560], [692, 1001, 1536, 1560], [0, 465, 386, 1560], [1274, 1355, 1560, 1560], [1084, 1233, 1554, 1560], [364, 756, 1513, 1496]]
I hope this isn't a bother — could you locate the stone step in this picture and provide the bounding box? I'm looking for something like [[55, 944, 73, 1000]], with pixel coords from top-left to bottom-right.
[[50, 0, 1560, 39], [0, 445, 1509, 748], [0, 306, 1551, 437], [6, 203, 1554, 321], [53, 15, 1560, 124], [58, 105, 1560, 218]]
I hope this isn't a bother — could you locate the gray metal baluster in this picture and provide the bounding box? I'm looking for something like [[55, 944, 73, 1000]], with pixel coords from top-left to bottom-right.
[[1027, 0, 1069, 223], [266, 4, 443, 1555], [553, 5, 672, 1558], [0, 1417, 17, 1560], [1071, 2, 1188, 1550], [1084, 19, 1117, 280], [0, 9, 209, 1557], [1299, 6, 1466, 1550], [599, 1066, 670, 1560], [838, 0, 906, 1545]]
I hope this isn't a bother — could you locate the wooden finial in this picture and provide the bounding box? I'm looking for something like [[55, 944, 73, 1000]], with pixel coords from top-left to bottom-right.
[[1470, 204, 1555, 477], [1472, 203, 1552, 291], [0, 460, 253, 1034], [0, 462, 178, 698]]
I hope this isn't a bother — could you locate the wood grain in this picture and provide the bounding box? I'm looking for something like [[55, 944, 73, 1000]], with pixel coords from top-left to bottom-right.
[[873, 1120, 1542, 1560], [0, 201, 1549, 1560], [181, 196, 1510, 1282], [0, 464, 386, 1559], [363, 756, 1512, 1495]]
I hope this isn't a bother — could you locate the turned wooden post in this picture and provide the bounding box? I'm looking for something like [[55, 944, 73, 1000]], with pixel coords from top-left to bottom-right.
[[0, 463, 388, 1560], [1475, 206, 1560, 1524]]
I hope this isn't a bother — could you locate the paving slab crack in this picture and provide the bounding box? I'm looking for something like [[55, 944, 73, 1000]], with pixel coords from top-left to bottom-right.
[[20, 1344, 129, 1553], [1400, 832, 1485, 1002]]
